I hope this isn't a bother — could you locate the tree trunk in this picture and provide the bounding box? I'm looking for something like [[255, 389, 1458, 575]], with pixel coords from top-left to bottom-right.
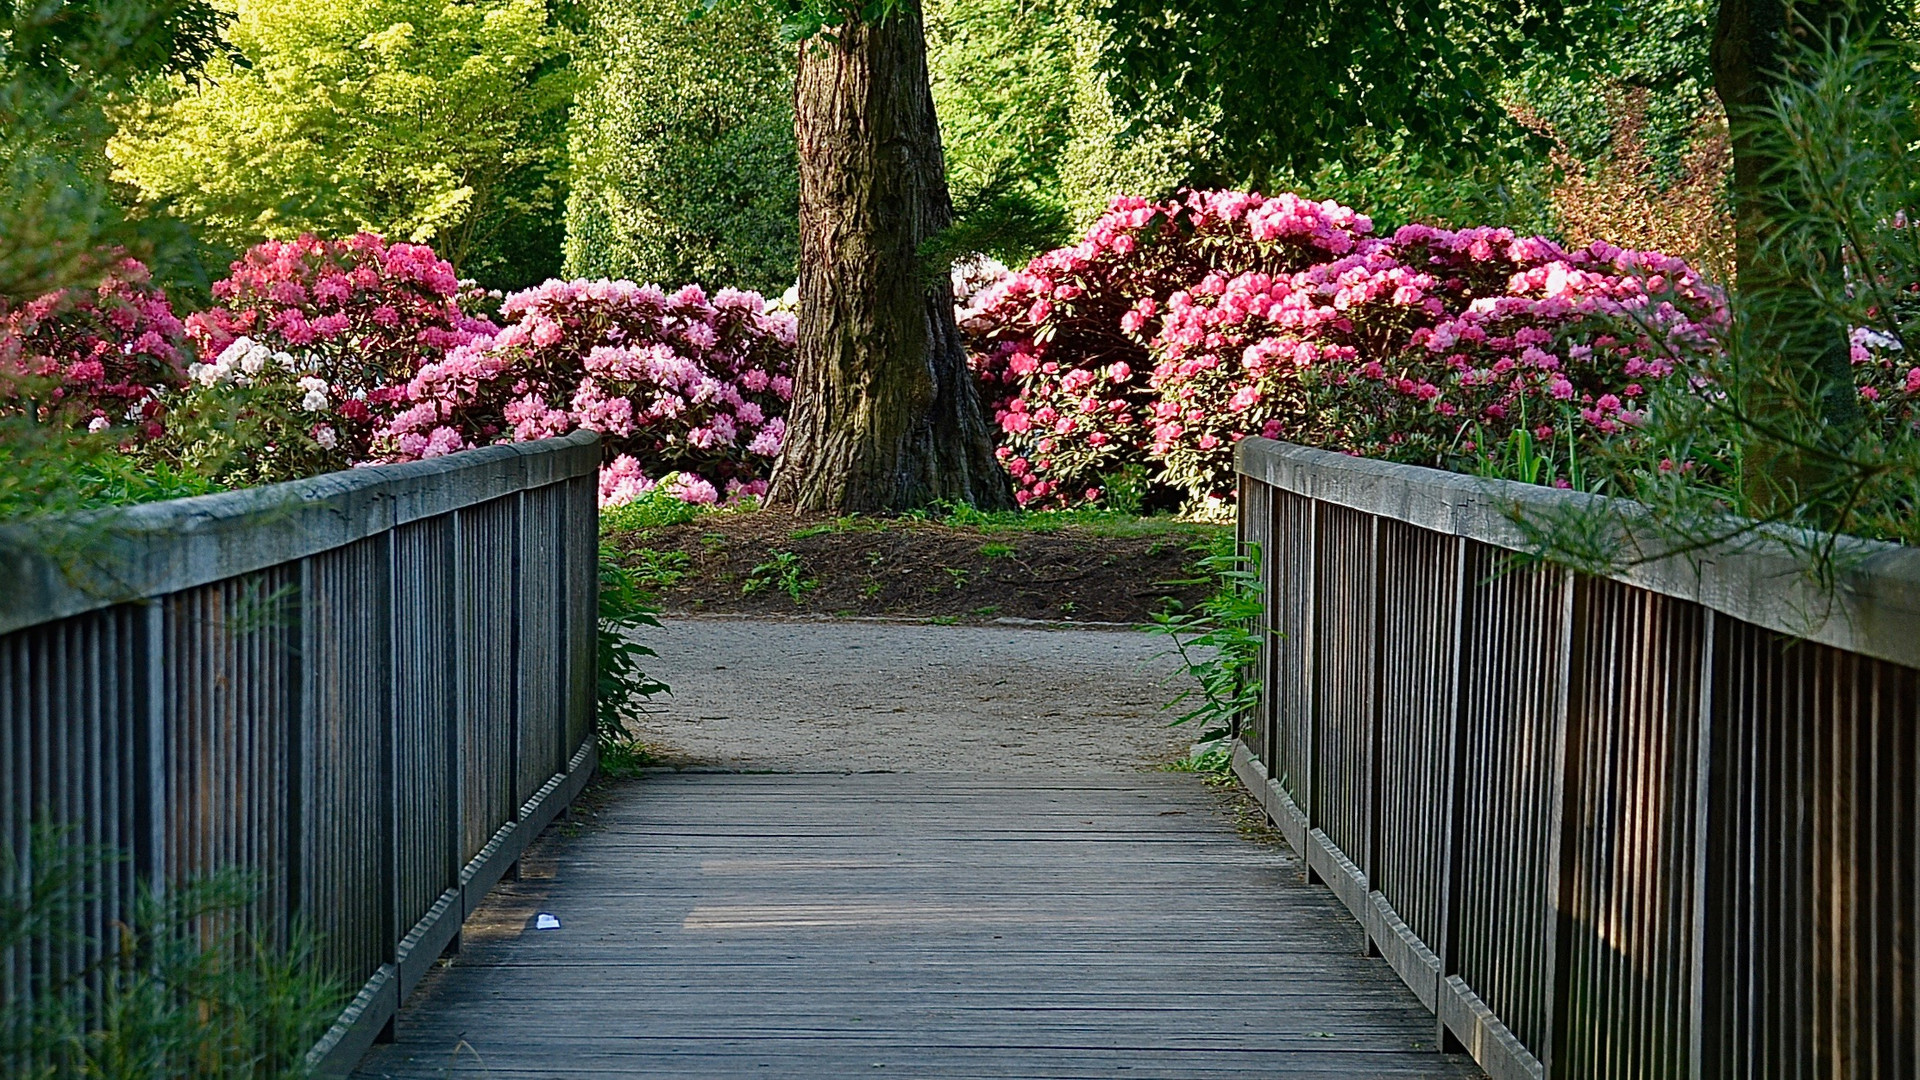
[[1711, 0, 1861, 512], [769, 0, 1011, 512]]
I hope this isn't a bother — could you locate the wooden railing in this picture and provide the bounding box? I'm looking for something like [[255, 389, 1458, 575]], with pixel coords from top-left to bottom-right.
[[0, 431, 601, 1077], [1233, 437, 1920, 1080]]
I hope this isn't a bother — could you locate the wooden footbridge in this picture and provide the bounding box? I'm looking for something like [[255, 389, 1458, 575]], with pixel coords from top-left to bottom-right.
[[350, 771, 1471, 1078], [8, 432, 1917, 1080]]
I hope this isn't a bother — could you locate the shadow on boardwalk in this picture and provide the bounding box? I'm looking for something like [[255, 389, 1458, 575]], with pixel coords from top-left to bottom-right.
[[352, 620, 1481, 1079]]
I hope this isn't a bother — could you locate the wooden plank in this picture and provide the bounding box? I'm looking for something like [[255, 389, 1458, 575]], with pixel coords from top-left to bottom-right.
[[352, 773, 1481, 1079]]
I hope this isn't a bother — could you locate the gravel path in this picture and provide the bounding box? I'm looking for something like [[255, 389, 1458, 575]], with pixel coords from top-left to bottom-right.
[[627, 617, 1197, 772]]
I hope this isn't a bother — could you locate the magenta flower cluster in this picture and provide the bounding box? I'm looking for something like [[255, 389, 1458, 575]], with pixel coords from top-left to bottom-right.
[[0, 236, 796, 501], [963, 190, 1731, 507], [0, 257, 188, 438], [182, 234, 496, 463], [383, 279, 795, 504]]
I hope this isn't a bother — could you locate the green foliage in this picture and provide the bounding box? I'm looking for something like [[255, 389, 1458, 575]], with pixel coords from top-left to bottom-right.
[[597, 738, 667, 776], [0, 424, 224, 522], [1509, 0, 1716, 180], [629, 548, 692, 590], [107, 0, 575, 289], [599, 487, 704, 532], [924, 0, 1078, 257], [1514, 24, 1920, 583], [919, 172, 1071, 276], [709, 0, 901, 42], [1089, 0, 1559, 188], [1063, 0, 1718, 237], [1146, 536, 1263, 744], [1291, 129, 1553, 234], [1474, 419, 1594, 492], [741, 549, 816, 602], [922, 499, 1222, 541], [2, 831, 343, 1079], [597, 544, 670, 750], [564, 0, 797, 294], [0, 0, 217, 300]]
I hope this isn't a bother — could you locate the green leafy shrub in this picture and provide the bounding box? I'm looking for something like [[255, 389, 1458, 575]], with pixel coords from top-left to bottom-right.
[[925, 0, 1079, 257], [0, 0, 217, 302], [597, 544, 669, 752], [0, 435, 223, 521], [600, 485, 704, 532], [563, 0, 797, 295], [741, 550, 816, 604]]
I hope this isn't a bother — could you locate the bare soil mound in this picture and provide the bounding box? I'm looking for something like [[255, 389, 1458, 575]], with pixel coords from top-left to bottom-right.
[[607, 509, 1224, 624]]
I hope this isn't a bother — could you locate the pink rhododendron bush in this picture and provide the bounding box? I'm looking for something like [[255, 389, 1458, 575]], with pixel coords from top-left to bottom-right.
[[180, 234, 497, 469], [961, 190, 1734, 508], [384, 279, 795, 505], [0, 257, 188, 438]]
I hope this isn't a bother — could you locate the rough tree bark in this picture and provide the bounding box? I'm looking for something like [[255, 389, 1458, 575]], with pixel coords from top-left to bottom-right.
[[1711, 0, 1863, 509], [768, 0, 1011, 512]]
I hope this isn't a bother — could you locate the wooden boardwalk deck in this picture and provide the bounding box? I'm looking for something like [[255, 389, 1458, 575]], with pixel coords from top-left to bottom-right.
[[352, 771, 1480, 1079]]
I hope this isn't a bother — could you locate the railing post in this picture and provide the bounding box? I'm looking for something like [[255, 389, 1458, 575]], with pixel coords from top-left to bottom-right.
[[1687, 610, 1718, 1080], [291, 556, 314, 935], [1364, 514, 1385, 956], [1302, 497, 1320, 856], [560, 482, 579, 776], [1437, 535, 1470, 1053], [137, 601, 168, 891], [1539, 566, 1581, 1076], [505, 490, 525, 882], [1262, 495, 1280, 773], [377, 528, 399, 1044], [446, 508, 466, 954], [1234, 474, 1250, 746]]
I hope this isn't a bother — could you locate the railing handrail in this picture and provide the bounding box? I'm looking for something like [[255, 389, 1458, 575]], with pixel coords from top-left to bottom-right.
[[0, 430, 602, 637], [1237, 436, 1920, 669]]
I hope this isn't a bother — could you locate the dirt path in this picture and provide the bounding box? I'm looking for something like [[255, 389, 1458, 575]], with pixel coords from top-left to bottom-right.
[[627, 616, 1199, 772]]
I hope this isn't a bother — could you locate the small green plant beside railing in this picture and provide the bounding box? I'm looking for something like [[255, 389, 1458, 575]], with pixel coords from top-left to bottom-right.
[[2, 833, 344, 1080], [1148, 537, 1266, 773], [597, 544, 671, 776]]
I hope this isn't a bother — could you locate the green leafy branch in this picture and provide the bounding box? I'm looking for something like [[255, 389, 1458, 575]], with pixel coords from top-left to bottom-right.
[[597, 544, 670, 752], [1146, 539, 1265, 758]]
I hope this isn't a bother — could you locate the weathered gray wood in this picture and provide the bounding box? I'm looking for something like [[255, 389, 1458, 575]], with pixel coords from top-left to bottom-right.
[[352, 773, 1482, 1079], [0, 437, 600, 1080], [1236, 437, 1920, 669], [1238, 440, 1920, 1080], [0, 431, 599, 636]]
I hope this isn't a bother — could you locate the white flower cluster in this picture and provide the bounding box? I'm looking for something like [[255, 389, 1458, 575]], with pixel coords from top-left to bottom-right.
[[297, 376, 330, 412], [189, 336, 299, 388], [1853, 326, 1905, 353], [951, 254, 1011, 331]]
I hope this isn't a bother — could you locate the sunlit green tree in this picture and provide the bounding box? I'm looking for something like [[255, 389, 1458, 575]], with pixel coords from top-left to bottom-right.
[[108, 0, 575, 288]]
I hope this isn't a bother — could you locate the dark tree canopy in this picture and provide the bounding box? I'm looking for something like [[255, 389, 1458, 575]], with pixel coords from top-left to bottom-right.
[[1088, 0, 1575, 186]]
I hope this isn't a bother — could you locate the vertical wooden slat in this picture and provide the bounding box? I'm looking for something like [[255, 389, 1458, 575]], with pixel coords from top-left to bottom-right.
[[1690, 609, 1717, 1080]]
